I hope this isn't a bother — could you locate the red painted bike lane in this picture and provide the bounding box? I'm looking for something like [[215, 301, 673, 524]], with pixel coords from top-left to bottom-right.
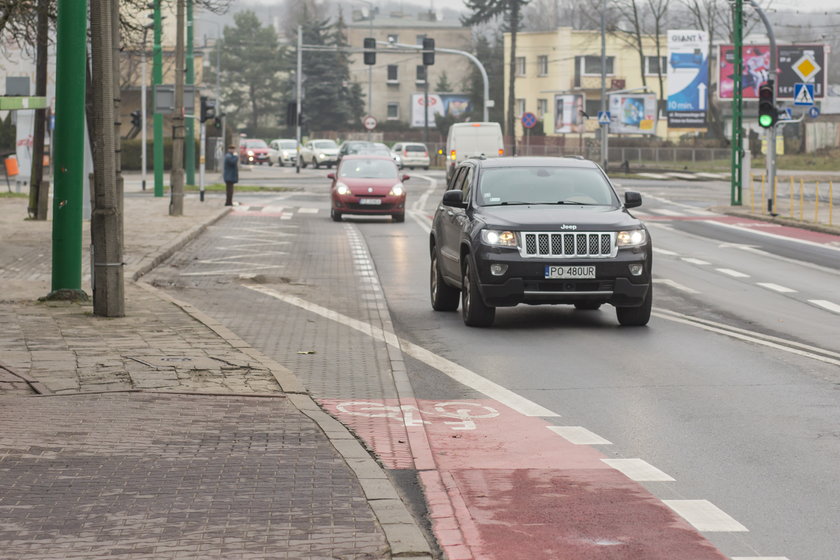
[[319, 398, 728, 560]]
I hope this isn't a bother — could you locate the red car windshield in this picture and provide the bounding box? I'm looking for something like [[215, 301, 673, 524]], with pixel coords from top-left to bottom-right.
[[245, 140, 268, 149], [340, 159, 398, 179]]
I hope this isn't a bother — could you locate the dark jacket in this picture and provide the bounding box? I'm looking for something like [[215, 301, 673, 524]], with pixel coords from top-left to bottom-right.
[[223, 152, 239, 183]]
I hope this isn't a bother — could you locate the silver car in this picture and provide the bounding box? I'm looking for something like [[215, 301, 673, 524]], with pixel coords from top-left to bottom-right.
[[300, 139, 339, 169], [268, 139, 299, 166], [391, 142, 430, 170]]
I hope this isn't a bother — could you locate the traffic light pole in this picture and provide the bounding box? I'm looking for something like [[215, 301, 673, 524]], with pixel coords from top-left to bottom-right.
[[295, 25, 302, 175], [185, 0, 195, 186], [730, 0, 744, 206], [152, 0, 164, 197], [749, 0, 778, 214]]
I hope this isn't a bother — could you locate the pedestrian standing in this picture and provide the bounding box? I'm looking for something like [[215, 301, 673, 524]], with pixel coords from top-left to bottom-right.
[[223, 144, 239, 206]]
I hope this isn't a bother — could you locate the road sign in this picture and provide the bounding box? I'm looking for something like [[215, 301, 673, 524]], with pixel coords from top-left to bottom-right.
[[792, 53, 821, 82], [794, 83, 814, 106], [362, 115, 377, 130], [778, 108, 793, 121], [521, 112, 537, 129], [597, 111, 611, 125], [808, 106, 820, 118]]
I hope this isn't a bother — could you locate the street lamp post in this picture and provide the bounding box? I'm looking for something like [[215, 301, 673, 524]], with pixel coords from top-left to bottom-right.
[[141, 24, 153, 191], [195, 18, 223, 191], [357, 0, 374, 139]]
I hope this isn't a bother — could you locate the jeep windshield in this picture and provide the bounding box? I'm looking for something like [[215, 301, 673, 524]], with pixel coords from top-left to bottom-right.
[[478, 166, 618, 207]]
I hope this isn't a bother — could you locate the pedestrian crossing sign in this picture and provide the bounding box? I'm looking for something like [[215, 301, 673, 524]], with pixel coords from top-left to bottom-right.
[[597, 111, 611, 125], [794, 83, 815, 106]]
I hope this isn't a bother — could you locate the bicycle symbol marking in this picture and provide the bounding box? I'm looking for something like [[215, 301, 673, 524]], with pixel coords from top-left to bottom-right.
[[336, 401, 500, 431]]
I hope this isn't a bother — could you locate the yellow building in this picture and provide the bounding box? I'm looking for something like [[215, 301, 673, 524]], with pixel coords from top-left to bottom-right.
[[504, 28, 670, 141]]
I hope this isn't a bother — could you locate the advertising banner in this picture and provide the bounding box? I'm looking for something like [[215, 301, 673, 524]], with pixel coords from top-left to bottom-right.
[[609, 93, 658, 134], [667, 29, 709, 128], [411, 93, 472, 127], [553, 94, 585, 134], [718, 44, 826, 99]]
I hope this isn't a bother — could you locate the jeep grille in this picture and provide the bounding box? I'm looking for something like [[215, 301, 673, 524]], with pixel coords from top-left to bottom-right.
[[520, 232, 616, 258]]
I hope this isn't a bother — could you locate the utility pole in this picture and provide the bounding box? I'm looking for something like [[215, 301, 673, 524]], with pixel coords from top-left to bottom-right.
[[185, 0, 195, 186], [28, 0, 49, 220], [170, 0, 185, 216], [141, 25, 150, 191], [423, 66, 429, 146], [600, 0, 608, 170], [49, 0, 88, 300], [89, 0, 124, 316], [750, 0, 777, 214], [296, 25, 302, 174], [730, 0, 744, 205], [152, 0, 164, 197]]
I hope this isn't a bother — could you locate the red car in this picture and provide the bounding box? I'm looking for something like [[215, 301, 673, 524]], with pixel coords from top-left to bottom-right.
[[239, 138, 271, 165], [328, 155, 409, 222]]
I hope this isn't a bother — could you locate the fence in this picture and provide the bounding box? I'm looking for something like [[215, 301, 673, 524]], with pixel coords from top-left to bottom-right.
[[748, 174, 837, 228]]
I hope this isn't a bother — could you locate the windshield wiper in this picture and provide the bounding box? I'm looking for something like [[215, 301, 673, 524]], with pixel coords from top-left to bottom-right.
[[498, 201, 532, 206]]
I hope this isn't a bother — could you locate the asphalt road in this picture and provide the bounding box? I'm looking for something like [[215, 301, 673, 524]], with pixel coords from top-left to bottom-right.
[[151, 164, 840, 560]]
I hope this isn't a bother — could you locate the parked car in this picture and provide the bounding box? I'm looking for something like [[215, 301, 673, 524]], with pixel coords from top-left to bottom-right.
[[430, 156, 651, 327], [300, 139, 339, 168], [239, 138, 271, 165], [328, 155, 409, 223], [268, 139, 299, 166], [391, 142, 431, 170]]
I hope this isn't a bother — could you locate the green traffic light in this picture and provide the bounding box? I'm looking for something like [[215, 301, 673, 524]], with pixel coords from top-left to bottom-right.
[[759, 114, 774, 128]]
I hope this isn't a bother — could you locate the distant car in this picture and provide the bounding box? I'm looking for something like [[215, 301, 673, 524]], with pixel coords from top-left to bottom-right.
[[391, 142, 430, 170], [268, 139, 299, 166], [300, 139, 339, 168], [328, 155, 409, 223], [239, 138, 271, 165]]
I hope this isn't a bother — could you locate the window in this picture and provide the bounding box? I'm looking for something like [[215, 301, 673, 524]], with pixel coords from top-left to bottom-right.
[[585, 99, 601, 118], [516, 98, 526, 116], [582, 55, 614, 76], [416, 65, 426, 83], [537, 98, 548, 117], [387, 65, 399, 82], [537, 55, 548, 76], [387, 33, 399, 44], [515, 57, 526, 76], [645, 56, 667, 75], [387, 103, 400, 120]]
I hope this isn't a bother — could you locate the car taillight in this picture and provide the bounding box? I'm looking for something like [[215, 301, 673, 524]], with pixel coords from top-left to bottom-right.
[[450, 150, 456, 160], [498, 148, 504, 156]]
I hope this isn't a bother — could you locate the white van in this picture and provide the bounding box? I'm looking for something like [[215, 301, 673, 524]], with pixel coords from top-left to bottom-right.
[[445, 122, 504, 180]]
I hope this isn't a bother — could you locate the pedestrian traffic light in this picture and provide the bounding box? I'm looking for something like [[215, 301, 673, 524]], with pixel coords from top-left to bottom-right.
[[363, 37, 376, 65], [200, 96, 216, 123], [214, 116, 221, 129], [130, 110, 141, 129], [758, 80, 776, 128], [422, 37, 435, 66]]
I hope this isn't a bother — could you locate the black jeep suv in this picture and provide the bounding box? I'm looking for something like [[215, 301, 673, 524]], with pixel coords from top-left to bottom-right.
[[430, 156, 651, 327]]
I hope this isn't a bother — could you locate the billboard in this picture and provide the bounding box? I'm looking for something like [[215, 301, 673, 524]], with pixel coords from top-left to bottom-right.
[[609, 93, 658, 134], [553, 94, 585, 134], [718, 45, 826, 99], [411, 93, 472, 127], [667, 29, 709, 128]]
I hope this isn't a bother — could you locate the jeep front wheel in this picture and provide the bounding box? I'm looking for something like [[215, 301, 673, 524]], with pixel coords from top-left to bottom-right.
[[461, 259, 495, 327], [616, 284, 652, 326]]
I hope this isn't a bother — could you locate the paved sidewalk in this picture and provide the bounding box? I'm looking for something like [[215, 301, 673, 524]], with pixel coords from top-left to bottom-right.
[[0, 189, 432, 558]]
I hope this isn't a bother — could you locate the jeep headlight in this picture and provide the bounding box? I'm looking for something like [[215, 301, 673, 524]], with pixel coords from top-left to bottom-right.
[[389, 184, 404, 196], [617, 229, 647, 247], [336, 183, 351, 195], [481, 229, 518, 247]]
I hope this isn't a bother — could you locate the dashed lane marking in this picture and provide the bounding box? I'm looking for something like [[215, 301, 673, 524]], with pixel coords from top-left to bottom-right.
[[653, 247, 679, 256], [647, 208, 687, 216], [732, 557, 790, 560], [716, 268, 750, 278], [809, 299, 840, 314], [663, 500, 749, 532], [547, 426, 612, 445], [757, 282, 797, 293], [244, 285, 559, 418], [653, 278, 700, 294], [601, 458, 675, 482], [297, 207, 319, 213], [682, 257, 711, 265]]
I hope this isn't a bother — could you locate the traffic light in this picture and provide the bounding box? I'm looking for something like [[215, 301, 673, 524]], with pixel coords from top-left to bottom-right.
[[130, 110, 141, 129], [200, 96, 217, 123], [422, 37, 435, 66], [758, 80, 776, 128], [286, 102, 297, 127], [363, 37, 376, 65]]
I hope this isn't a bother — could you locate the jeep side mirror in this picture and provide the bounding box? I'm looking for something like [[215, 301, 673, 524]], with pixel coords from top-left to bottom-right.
[[442, 189, 466, 208], [624, 191, 642, 208]]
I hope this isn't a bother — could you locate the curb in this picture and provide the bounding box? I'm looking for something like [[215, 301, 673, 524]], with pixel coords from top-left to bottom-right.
[[713, 206, 840, 236], [130, 206, 233, 282]]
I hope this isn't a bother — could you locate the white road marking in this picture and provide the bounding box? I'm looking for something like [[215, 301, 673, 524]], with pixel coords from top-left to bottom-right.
[[548, 426, 612, 445], [652, 247, 679, 256], [652, 308, 840, 366], [681, 257, 710, 265], [809, 299, 840, 313], [731, 557, 790, 560], [662, 500, 748, 532], [703, 219, 840, 253], [653, 278, 700, 294], [601, 458, 675, 482], [636, 172, 669, 179], [716, 268, 750, 278], [696, 172, 728, 179], [647, 208, 685, 216], [685, 208, 712, 215], [298, 207, 319, 213], [245, 285, 559, 418], [756, 282, 797, 293]]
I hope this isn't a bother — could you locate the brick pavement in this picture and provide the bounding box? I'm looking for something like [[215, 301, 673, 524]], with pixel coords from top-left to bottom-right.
[[0, 189, 432, 559]]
